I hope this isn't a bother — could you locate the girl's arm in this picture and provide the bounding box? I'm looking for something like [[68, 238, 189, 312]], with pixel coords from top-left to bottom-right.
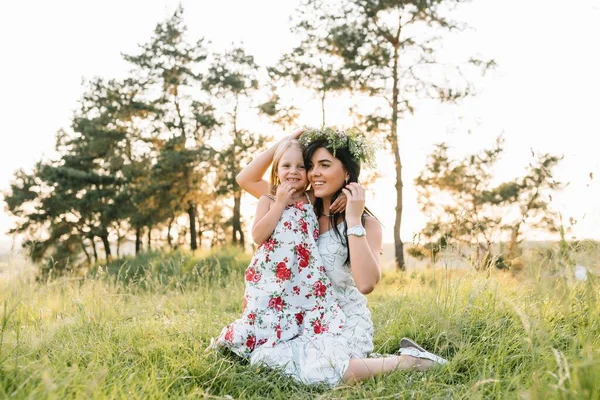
[[251, 196, 284, 245], [251, 182, 298, 245], [237, 129, 304, 199], [343, 183, 382, 294]]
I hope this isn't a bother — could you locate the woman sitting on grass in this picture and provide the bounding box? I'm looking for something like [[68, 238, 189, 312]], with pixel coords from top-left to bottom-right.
[[224, 127, 448, 386]]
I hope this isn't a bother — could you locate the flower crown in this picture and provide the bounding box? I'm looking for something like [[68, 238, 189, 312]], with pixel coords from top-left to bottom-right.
[[299, 127, 375, 167]]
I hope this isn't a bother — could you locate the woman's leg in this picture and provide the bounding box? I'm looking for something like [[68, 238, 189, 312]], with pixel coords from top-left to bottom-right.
[[342, 356, 435, 383]]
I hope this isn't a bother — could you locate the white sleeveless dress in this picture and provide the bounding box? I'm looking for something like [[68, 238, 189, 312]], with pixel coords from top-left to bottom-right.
[[249, 222, 374, 387]]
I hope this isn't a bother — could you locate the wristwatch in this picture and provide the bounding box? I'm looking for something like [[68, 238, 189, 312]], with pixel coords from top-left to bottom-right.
[[347, 224, 367, 237]]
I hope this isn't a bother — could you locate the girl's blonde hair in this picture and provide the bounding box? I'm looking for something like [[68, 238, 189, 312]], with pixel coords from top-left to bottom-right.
[[269, 139, 305, 195]]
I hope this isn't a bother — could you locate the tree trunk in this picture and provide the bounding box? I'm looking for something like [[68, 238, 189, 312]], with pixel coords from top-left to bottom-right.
[[506, 226, 520, 261], [231, 96, 245, 248], [232, 189, 244, 247], [135, 227, 141, 255], [167, 217, 174, 248], [147, 226, 152, 251], [91, 237, 99, 263], [391, 40, 405, 270], [188, 201, 197, 251], [80, 238, 91, 266], [321, 89, 326, 127], [212, 223, 219, 248], [100, 232, 112, 262], [116, 228, 121, 258], [197, 212, 203, 249]]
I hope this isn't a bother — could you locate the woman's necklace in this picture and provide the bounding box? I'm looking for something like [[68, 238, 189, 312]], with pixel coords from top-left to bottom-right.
[[322, 212, 333, 217]]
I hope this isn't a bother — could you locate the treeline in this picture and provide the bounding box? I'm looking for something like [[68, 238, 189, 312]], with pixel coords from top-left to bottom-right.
[[5, 9, 271, 271], [412, 137, 564, 270], [5, 1, 499, 272]]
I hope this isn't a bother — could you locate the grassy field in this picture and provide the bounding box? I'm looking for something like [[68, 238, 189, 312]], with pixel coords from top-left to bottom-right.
[[1, 246, 599, 399]]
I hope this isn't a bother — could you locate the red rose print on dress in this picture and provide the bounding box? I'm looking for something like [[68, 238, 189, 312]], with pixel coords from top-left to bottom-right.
[[313, 280, 327, 297], [224, 325, 234, 342], [312, 319, 326, 334], [275, 262, 291, 281], [295, 312, 304, 325], [246, 335, 256, 350], [296, 244, 310, 269], [245, 267, 261, 283], [247, 313, 256, 325], [262, 237, 277, 252], [299, 219, 309, 234], [268, 296, 285, 311]]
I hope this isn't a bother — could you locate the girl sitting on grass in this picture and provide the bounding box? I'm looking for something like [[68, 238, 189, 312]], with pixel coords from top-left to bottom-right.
[[214, 138, 346, 357]]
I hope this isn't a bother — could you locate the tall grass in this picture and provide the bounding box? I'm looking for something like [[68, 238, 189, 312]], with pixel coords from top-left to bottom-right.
[[1, 246, 598, 399]]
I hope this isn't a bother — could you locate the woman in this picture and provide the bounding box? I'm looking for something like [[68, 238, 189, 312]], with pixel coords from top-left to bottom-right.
[[235, 127, 447, 386]]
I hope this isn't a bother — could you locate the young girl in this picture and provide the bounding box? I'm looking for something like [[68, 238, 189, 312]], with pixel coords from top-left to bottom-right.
[[214, 139, 345, 357]]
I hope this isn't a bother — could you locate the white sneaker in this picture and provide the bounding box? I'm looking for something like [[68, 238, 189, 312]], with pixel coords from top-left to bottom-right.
[[398, 337, 448, 365]]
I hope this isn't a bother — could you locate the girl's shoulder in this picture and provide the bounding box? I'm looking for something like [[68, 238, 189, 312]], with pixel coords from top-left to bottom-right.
[[260, 194, 276, 202]]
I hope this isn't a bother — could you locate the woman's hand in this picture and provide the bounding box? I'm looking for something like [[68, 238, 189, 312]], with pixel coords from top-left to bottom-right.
[[341, 183, 365, 225]]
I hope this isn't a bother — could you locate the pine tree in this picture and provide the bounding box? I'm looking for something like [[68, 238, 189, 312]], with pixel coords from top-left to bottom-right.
[[294, 0, 495, 269]]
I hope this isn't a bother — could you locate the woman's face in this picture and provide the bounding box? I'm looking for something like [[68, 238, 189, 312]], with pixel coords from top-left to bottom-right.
[[308, 147, 348, 199]]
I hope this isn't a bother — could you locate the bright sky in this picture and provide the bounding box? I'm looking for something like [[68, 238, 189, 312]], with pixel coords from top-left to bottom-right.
[[1, 0, 599, 248]]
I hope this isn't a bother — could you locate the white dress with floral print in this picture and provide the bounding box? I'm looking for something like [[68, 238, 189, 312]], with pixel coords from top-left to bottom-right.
[[248, 222, 374, 387], [215, 196, 345, 359]]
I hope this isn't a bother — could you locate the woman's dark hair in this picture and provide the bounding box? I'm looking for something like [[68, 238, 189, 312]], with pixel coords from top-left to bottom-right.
[[303, 139, 378, 264]]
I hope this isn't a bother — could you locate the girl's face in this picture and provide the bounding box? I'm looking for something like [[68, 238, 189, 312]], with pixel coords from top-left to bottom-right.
[[308, 147, 348, 200], [276, 147, 308, 192]]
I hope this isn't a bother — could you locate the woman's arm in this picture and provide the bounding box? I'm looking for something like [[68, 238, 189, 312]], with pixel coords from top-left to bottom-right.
[[347, 216, 382, 294], [343, 183, 382, 294], [236, 146, 275, 199], [236, 128, 304, 199]]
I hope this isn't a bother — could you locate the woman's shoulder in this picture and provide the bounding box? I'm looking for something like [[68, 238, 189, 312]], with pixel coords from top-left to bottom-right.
[[363, 213, 380, 223], [363, 214, 382, 233]]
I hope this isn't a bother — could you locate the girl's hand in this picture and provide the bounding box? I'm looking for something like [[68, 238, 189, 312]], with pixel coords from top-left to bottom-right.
[[341, 183, 365, 225], [275, 182, 297, 206]]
